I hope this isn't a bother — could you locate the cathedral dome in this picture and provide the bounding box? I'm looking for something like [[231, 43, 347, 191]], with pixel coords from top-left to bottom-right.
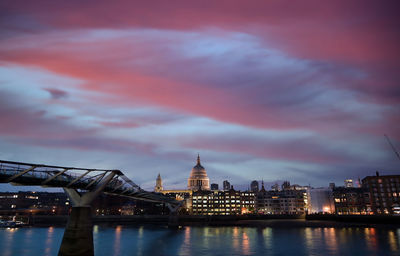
[[189, 161, 208, 179], [187, 154, 210, 191]]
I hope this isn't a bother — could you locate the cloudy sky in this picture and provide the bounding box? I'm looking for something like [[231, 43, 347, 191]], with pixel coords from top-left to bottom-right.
[[0, 0, 399, 191]]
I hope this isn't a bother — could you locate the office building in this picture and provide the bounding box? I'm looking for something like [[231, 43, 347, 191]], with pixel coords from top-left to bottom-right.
[[191, 188, 255, 215]]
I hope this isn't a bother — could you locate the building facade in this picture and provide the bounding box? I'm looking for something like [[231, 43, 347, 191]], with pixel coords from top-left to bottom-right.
[[332, 187, 371, 215], [362, 173, 400, 215], [256, 189, 307, 215], [308, 187, 335, 214], [191, 189, 255, 215]]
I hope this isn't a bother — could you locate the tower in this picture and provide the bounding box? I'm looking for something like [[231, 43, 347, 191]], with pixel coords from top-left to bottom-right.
[[154, 173, 163, 192]]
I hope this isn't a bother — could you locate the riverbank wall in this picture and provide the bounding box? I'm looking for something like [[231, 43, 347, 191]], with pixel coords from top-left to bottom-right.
[[29, 214, 303, 225], [25, 214, 400, 227], [306, 214, 400, 225]]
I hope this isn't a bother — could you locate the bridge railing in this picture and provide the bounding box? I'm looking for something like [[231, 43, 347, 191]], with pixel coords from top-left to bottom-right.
[[0, 160, 179, 205]]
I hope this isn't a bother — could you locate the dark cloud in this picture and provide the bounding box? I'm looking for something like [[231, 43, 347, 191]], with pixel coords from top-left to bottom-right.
[[44, 88, 68, 99]]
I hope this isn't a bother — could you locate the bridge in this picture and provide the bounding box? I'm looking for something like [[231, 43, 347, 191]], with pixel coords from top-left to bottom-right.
[[0, 159, 180, 256]]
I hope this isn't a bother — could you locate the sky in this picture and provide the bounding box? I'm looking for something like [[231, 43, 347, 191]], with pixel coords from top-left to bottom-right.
[[0, 0, 399, 191]]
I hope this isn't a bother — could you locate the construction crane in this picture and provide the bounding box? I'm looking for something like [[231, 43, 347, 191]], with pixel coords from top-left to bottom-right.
[[384, 134, 400, 161]]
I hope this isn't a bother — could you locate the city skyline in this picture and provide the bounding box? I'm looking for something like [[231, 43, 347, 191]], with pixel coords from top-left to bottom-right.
[[1, 1, 399, 191]]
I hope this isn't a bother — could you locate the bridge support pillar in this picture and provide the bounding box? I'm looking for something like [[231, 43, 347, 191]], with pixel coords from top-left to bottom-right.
[[167, 203, 181, 228], [58, 171, 117, 256], [58, 207, 93, 256]]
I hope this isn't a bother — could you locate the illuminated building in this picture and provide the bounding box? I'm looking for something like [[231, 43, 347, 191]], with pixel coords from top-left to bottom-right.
[[344, 179, 354, 188], [308, 187, 335, 214], [191, 188, 255, 215], [332, 187, 371, 215], [362, 173, 400, 215], [154, 173, 163, 192], [0, 191, 69, 215], [187, 154, 210, 191], [256, 189, 307, 214], [240, 191, 256, 214]]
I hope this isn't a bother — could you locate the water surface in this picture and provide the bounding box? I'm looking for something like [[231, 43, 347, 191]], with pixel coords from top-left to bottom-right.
[[0, 225, 399, 255]]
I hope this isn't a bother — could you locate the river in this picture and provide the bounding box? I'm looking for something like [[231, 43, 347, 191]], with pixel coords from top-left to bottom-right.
[[0, 225, 399, 255]]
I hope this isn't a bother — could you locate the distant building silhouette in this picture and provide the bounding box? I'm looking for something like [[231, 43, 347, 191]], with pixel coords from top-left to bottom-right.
[[282, 181, 291, 190], [250, 180, 259, 192], [223, 180, 231, 191], [211, 183, 219, 191], [344, 179, 354, 188], [271, 183, 279, 191]]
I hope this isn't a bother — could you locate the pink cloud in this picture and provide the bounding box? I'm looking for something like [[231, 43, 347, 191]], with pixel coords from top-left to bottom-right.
[[0, 91, 156, 154], [0, 0, 399, 185], [0, 27, 397, 140]]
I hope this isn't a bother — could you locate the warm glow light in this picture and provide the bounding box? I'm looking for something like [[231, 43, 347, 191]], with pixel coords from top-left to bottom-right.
[[323, 206, 331, 213]]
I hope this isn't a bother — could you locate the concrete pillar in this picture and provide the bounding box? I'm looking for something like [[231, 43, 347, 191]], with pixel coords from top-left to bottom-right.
[[168, 212, 179, 228], [58, 207, 94, 256], [58, 172, 117, 256], [167, 203, 181, 228]]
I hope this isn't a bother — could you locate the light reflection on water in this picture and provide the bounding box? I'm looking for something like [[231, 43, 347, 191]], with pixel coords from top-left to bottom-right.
[[241, 230, 251, 255], [44, 227, 53, 256], [113, 225, 122, 256], [0, 225, 399, 256], [323, 227, 338, 255]]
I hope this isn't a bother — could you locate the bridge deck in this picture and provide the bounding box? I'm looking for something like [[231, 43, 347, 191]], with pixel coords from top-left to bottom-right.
[[0, 160, 178, 205]]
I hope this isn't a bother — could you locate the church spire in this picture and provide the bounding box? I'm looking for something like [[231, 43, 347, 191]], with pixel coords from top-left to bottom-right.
[[260, 179, 266, 192], [154, 173, 163, 192]]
